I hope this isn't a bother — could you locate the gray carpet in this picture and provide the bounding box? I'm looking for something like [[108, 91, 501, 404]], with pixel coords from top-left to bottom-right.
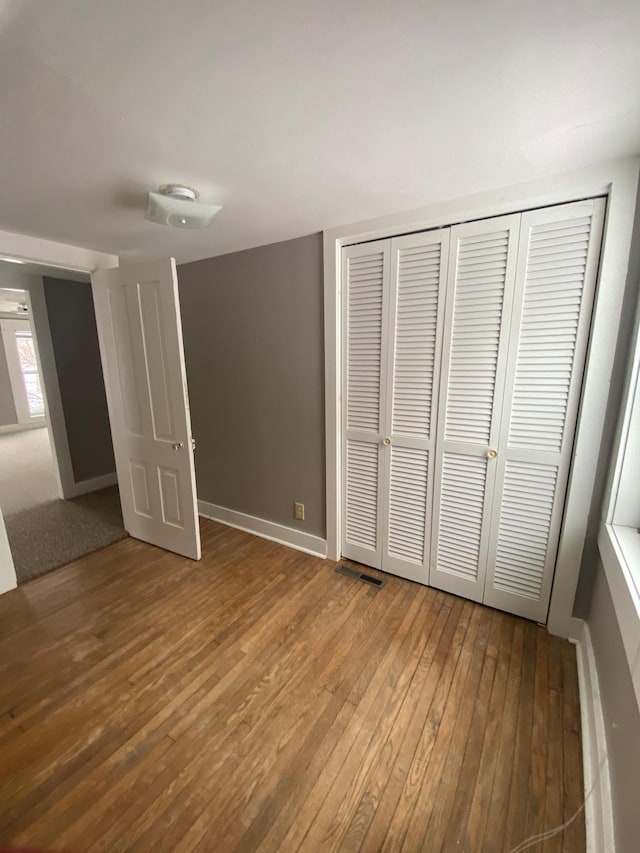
[[5, 485, 127, 584], [0, 427, 59, 514]]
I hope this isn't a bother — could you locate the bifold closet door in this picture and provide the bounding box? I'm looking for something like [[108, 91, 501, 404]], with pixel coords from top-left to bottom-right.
[[381, 231, 449, 583], [341, 241, 390, 568], [483, 199, 605, 621], [341, 231, 449, 580], [430, 214, 521, 602]]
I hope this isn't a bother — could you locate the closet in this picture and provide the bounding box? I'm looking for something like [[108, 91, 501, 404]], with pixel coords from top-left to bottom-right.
[[341, 198, 605, 622]]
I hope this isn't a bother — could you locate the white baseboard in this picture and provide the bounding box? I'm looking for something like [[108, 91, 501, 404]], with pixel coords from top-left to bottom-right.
[[64, 472, 118, 499], [198, 500, 327, 559], [0, 421, 46, 434], [572, 619, 615, 853], [568, 615, 585, 642]]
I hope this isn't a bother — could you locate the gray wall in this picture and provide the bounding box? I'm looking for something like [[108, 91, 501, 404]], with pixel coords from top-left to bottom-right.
[[43, 277, 115, 482], [587, 561, 640, 852], [179, 233, 325, 538], [0, 335, 17, 426]]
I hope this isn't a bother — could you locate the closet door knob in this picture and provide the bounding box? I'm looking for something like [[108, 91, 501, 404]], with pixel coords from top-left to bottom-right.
[[382, 437, 391, 446], [486, 449, 498, 459]]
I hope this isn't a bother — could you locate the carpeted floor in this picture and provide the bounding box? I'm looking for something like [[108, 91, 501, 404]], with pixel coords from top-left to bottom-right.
[[4, 486, 127, 584], [0, 427, 59, 515]]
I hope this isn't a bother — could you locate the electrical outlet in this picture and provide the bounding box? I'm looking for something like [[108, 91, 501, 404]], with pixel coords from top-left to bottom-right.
[[294, 502, 305, 521]]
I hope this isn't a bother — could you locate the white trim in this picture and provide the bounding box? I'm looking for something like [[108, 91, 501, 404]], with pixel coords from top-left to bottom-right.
[[572, 620, 615, 853], [595, 291, 640, 711], [0, 421, 46, 434], [324, 157, 640, 636], [198, 500, 327, 559], [597, 524, 640, 709], [0, 228, 116, 273], [0, 508, 17, 595], [64, 472, 118, 498]]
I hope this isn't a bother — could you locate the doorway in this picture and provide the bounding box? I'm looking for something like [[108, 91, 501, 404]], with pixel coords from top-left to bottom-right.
[[0, 263, 126, 584], [0, 300, 58, 513]]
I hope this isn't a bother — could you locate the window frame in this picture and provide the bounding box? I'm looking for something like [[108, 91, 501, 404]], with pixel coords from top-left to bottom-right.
[[0, 317, 46, 426], [598, 295, 640, 708]]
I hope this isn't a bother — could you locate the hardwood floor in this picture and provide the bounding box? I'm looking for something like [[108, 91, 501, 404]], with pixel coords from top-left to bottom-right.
[[0, 520, 585, 852]]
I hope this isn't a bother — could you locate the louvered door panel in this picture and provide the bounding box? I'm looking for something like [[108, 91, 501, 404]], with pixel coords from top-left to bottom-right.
[[508, 214, 594, 451], [436, 453, 488, 588], [382, 231, 449, 583], [430, 215, 520, 601], [345, 439, 379, 551], [347, 254, 385, 432], [391, 240, 442, 438], [444, 231, 511, 445], [492, 461, 558, 599], [341, 241, 390, 567], [484, 199, 605, 621], [387, 446, 429, 564]]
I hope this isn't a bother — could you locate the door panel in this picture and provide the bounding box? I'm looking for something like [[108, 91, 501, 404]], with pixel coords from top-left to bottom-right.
[[92, 259, 201, 560], [430, 215, 521, 601], [483, 199, 605, 620], [381, 231, 449, 582], [341, 242, 390, 567]]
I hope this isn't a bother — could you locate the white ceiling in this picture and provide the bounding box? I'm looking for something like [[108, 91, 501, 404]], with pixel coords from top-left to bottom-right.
[[0, 0, 638, 264]]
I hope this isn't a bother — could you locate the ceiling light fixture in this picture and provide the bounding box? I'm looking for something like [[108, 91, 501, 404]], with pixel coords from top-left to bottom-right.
[[144, 184, 222, 229]]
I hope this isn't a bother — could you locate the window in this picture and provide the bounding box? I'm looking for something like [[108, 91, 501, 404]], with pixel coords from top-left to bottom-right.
[[14, 329, 44, 417], [0, 318, 46, 425]]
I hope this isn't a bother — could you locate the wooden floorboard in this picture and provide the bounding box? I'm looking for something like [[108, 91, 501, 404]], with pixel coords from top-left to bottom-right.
[[0, 520, 586, 852]]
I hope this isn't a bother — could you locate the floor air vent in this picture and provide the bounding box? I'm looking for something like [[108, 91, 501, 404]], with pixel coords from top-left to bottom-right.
[[335, 564, 385, 588]]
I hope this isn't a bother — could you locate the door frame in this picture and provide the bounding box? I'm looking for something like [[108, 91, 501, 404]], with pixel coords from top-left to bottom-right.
[[323, 157, 640, 638], [0, 232, 117, 593]]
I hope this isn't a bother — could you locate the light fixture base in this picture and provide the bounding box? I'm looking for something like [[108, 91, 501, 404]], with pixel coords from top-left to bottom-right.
[[158, 184, 200, 202]]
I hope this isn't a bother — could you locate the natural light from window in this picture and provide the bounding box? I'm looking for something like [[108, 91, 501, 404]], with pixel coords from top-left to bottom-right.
[[15, 330, 44, 417]]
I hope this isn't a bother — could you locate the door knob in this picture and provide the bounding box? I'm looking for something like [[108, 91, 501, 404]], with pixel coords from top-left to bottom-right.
[[191, 438, 196, 451], [172, 441, 184, 450], [486, 448, 497, 459], [382, 437, 391, 446]]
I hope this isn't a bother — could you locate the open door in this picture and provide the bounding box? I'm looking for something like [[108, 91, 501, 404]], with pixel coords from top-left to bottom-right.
[[91, 259, 201, 560]]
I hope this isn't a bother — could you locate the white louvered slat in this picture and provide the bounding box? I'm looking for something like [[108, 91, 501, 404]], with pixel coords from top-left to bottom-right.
[[493, 462, 558, 600], [436, 453, 487, 581], [445, 230, 510, 445], [391, 243, 442, 439], [387, 446, 429, 564], [345, 439, 379, 551], [508, 215, 593, 452], [347, 251, 385, 432]]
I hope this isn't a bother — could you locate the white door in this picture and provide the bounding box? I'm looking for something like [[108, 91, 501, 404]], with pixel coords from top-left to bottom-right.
[[381, 230, 449, 583], [430, 214, 521, 601], [483, 199, 605, 621], [341, 241, 390, 568], [91, 259, 201, 560], [341, 230, 449, 583]]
